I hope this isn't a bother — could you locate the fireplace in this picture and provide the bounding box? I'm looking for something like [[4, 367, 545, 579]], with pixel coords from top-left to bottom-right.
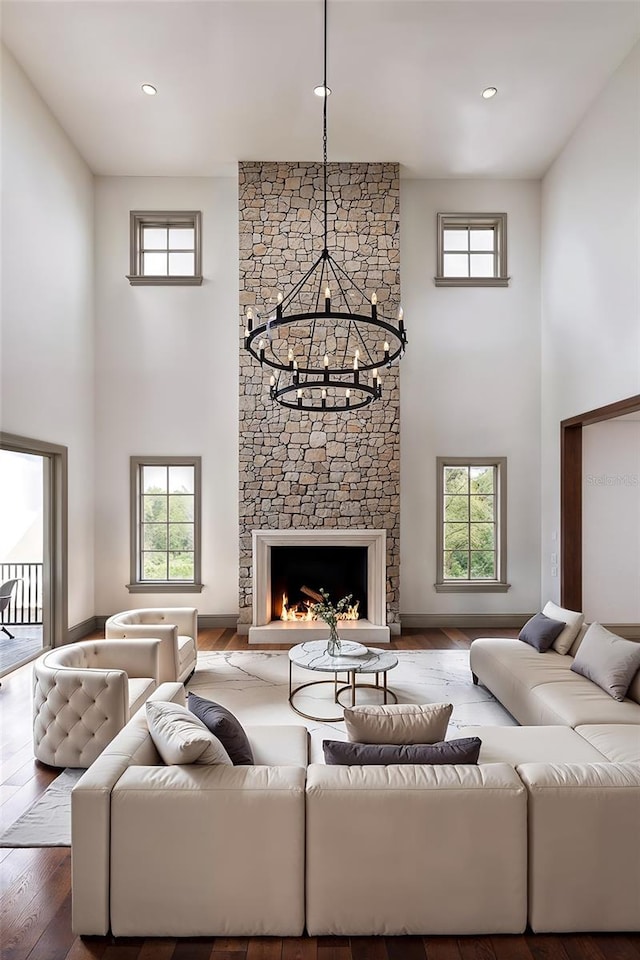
[[271, 546, 368, 622], [249, 529, 390, 643]]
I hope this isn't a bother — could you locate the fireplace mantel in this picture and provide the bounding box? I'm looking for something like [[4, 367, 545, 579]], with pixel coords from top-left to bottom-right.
[[248, 529, 390, 644]]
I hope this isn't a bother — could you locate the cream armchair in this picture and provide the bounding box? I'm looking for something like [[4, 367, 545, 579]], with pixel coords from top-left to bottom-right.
[[33, 638, 162, 768], [105, 607, 198, 684]]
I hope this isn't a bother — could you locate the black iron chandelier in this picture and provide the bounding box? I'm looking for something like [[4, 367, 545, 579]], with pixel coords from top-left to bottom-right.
[[243, 0, 407, 412]]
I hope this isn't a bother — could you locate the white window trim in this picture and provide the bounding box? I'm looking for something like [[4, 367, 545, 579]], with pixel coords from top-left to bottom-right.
[[435, 456, 510, 593], [128, 456, 203, 593], [127, 210, 203, 286], [434, 212, 509, 287]]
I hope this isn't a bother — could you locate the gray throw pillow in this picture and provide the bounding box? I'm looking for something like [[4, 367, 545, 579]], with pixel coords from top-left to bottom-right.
[[188, 693, 254, 765], [322, 737, 481, 766], [570, 623, 640, 702], [519, 612, 566, 652]]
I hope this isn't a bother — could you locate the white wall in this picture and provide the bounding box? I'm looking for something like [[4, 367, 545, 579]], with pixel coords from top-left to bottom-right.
[[400, 179, 541, 616], [541, 43, 640, 606], [1, 45, 95, 629], [583, 418, 640, 624], [93, 177, 239, 616]]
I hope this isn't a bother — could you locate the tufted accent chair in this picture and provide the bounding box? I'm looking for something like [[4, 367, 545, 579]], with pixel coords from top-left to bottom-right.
[[104, 608, 198, 684], [33, 638, 162, 769]]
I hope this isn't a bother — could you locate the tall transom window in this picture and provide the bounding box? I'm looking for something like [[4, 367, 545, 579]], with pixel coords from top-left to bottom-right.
[[435, 457, 509, 592], [129, 457, 202, 593]]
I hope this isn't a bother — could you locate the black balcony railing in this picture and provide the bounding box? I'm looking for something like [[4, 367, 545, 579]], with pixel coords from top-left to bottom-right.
[[0, 563, 43, 625]]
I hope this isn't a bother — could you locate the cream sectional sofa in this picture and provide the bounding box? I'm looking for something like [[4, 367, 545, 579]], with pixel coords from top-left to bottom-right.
[[71, 630, 640, 938], [469, 628, 640, 728], [72, 685, 309, 937], [467, 627, 640, 932]]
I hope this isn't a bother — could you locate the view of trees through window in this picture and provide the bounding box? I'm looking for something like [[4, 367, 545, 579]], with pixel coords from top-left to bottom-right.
[[443, 465, 496, 580], [140, 464, 195, 581]]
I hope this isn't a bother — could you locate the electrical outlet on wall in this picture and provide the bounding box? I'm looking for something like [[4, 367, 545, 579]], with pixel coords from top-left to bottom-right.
[[551, 566, 558, 578]]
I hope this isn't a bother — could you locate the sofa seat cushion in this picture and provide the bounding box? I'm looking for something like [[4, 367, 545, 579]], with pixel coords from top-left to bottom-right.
[[529, 680, 640, 727], [576, 724, 640, 763], [177, 635, 196, 672], [461, 725, 607, 764], [471, 639, 574, 688], [470, 638, 576, 724], [245, 725, 309, 767], [127, 678, 156, 717]]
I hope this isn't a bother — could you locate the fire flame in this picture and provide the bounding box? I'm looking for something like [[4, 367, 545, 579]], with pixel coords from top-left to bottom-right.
[[280, 593, 360, 622]]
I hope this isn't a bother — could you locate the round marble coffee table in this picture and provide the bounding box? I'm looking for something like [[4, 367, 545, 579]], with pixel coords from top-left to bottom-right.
[[288, 639, 399, 722]]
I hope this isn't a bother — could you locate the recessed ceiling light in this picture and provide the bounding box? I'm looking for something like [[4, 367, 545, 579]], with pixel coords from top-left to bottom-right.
[[141, 84, 157, 96], [482, 86, 498, 99], [313, 84, 332, 98]]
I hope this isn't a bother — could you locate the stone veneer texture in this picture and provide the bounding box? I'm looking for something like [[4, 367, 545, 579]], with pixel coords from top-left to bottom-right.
[[238, 161, 400, 627]]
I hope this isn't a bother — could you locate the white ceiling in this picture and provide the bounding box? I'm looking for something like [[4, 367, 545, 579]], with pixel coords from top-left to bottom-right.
[[2, 1, 639, 178]]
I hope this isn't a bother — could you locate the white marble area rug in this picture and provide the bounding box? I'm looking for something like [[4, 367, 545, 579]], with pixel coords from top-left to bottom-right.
[[0, 768, 84, 847], [189, 649, 517, 763], [0, 649, 515, 847]]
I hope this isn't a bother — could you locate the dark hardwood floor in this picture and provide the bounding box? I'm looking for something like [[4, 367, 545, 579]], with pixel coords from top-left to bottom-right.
[[1, 627, 639, 960]]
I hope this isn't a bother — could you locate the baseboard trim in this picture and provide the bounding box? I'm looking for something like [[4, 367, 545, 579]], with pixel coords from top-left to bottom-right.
[[198, 615, 239, 629], [95, 614, 239, 632], [67, 617, 98, 644], [401, 614, 533, 629], [602, 623, 640, 640]]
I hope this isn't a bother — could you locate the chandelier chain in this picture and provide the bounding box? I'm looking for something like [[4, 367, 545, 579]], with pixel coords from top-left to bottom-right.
[[322, 0, 328, 252]]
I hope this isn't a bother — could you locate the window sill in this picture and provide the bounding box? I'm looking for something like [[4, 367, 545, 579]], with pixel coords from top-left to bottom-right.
[[434, 581, 511, 593], [434, 277, 510, 288], [126, 275, 203, 286], [127, 582, 204, 594]]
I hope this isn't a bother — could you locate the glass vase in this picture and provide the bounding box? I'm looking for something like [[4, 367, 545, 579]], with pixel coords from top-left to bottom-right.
[[325, 622, 342, 657]]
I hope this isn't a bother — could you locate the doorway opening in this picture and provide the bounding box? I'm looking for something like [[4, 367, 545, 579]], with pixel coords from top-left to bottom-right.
[[0, 433, 67, 676]]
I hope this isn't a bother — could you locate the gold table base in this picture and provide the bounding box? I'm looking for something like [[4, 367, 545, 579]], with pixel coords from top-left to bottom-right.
[[288, 660, 397, 722]]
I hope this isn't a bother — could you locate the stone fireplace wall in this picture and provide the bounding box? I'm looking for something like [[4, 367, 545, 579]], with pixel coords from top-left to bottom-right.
[[238, 161, 400, 628]]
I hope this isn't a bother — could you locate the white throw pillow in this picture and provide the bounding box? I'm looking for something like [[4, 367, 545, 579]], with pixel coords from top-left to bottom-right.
[[543, 601, 584, 655], [146, 700, 232, 766], [343, 702, 453, 745]]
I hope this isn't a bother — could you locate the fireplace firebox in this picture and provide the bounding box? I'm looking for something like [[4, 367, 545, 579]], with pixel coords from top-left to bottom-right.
[[271, 546, 368, 622]]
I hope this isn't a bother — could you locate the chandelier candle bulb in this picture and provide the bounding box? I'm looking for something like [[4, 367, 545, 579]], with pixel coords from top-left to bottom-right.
[[246, 307, 253, 332], [324, 284, 331, 312], [371, 291, 378, 319], [288, 348, 294, 370], [345, 388, 351, 407], [398, 306, 404, 333], [384, 340, 390, 363], [321, 387, 327, 410], [277, 291, 283, 318], [259, 339, 265, 362]]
